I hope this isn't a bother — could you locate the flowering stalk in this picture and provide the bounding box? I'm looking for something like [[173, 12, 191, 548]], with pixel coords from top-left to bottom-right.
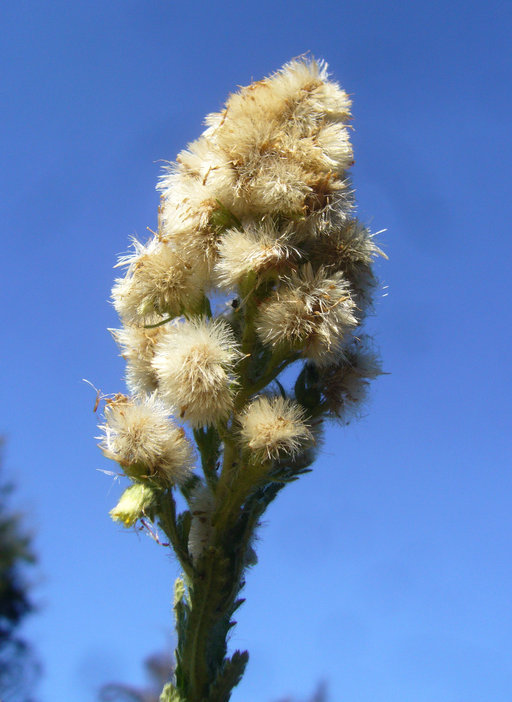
[[97, 58, 384, 702]]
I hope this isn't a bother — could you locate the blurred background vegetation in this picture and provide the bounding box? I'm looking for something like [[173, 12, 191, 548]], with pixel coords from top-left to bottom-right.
[[0, 439, 39, 702]]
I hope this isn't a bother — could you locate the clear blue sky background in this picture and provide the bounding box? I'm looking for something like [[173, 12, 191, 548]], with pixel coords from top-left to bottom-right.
[[1, 1, 511, 700]]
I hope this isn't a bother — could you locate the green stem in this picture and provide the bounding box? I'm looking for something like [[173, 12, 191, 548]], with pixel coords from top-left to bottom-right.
[[178, 518, 251, 701], [194, 426, 221, 491], [235, 351, 301, 410], [157, 492, 194, 580], [185, 557, 219, 700], [144, 316, 174, 328]]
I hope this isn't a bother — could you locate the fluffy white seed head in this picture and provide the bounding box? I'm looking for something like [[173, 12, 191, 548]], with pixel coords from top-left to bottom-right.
[[307, 219, 386, 312], [166, 137, 236, 215], [152, 318, 239, 427], [111, 324, 163, 396], [291, 186, 356, 243], [312, 220, 385, 270], [256, 264, 358, 364], [112, 237, 206, 324], [98, 394, 194, 485], [157, 188, 224, 279], [214, 221, 301, 289], [240, 396, 312, 461], [318, 338, 382, 420]]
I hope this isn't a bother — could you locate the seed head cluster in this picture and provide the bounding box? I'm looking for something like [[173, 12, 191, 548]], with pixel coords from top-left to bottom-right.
[[100, 58, 382, 529]]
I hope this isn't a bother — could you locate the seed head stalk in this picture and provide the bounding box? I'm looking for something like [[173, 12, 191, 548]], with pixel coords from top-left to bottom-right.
[[97, 58, 384, 702]]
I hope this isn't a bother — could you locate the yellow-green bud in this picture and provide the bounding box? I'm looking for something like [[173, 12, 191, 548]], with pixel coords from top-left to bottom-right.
[[110, 483, 156, 527], [159, 682, 183, 702]]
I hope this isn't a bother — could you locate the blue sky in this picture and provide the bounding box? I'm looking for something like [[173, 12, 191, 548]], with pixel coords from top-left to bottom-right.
[[1, 1, 511, 700]]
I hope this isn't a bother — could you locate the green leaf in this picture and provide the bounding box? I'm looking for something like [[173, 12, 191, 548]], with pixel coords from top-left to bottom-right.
[[173, 576, 190, 641], [210, 200, 243, 232], [274, 378, 287, 399], [208, 650, 249, 702], [180, 473, 202, 502], [176, 510, 192, 550], [294, 362, 322, 412]]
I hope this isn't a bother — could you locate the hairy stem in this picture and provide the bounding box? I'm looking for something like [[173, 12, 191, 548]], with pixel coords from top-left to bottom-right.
[[157, 492, 194, 580]]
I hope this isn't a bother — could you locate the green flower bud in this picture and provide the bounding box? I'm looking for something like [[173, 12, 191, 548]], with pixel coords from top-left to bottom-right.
[[110, 483, 156, 527]]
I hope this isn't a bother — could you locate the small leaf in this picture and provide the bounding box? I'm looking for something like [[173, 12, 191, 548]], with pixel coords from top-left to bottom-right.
[[274, 378, 287, 399], [173, 577, 186, 609], [208, 650, 249, 702], [176, 510, 192, 550]]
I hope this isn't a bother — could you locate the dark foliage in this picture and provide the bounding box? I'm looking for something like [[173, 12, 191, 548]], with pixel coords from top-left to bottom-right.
[[0, 442, 39, 701]]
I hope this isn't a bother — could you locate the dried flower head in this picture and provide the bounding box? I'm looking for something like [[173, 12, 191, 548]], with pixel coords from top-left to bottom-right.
[[256, 264, 358, 364], [157, 191, 224, 279], [152, 318, 240, 427], [98, 393, 194, 485], [317, 338, 382, 420], [307, 219, 386, 312], [159, 137, 234, 227], [214, 220, 301, 289], [240, 396, 312, 461], [112, 237, 206, 324]]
